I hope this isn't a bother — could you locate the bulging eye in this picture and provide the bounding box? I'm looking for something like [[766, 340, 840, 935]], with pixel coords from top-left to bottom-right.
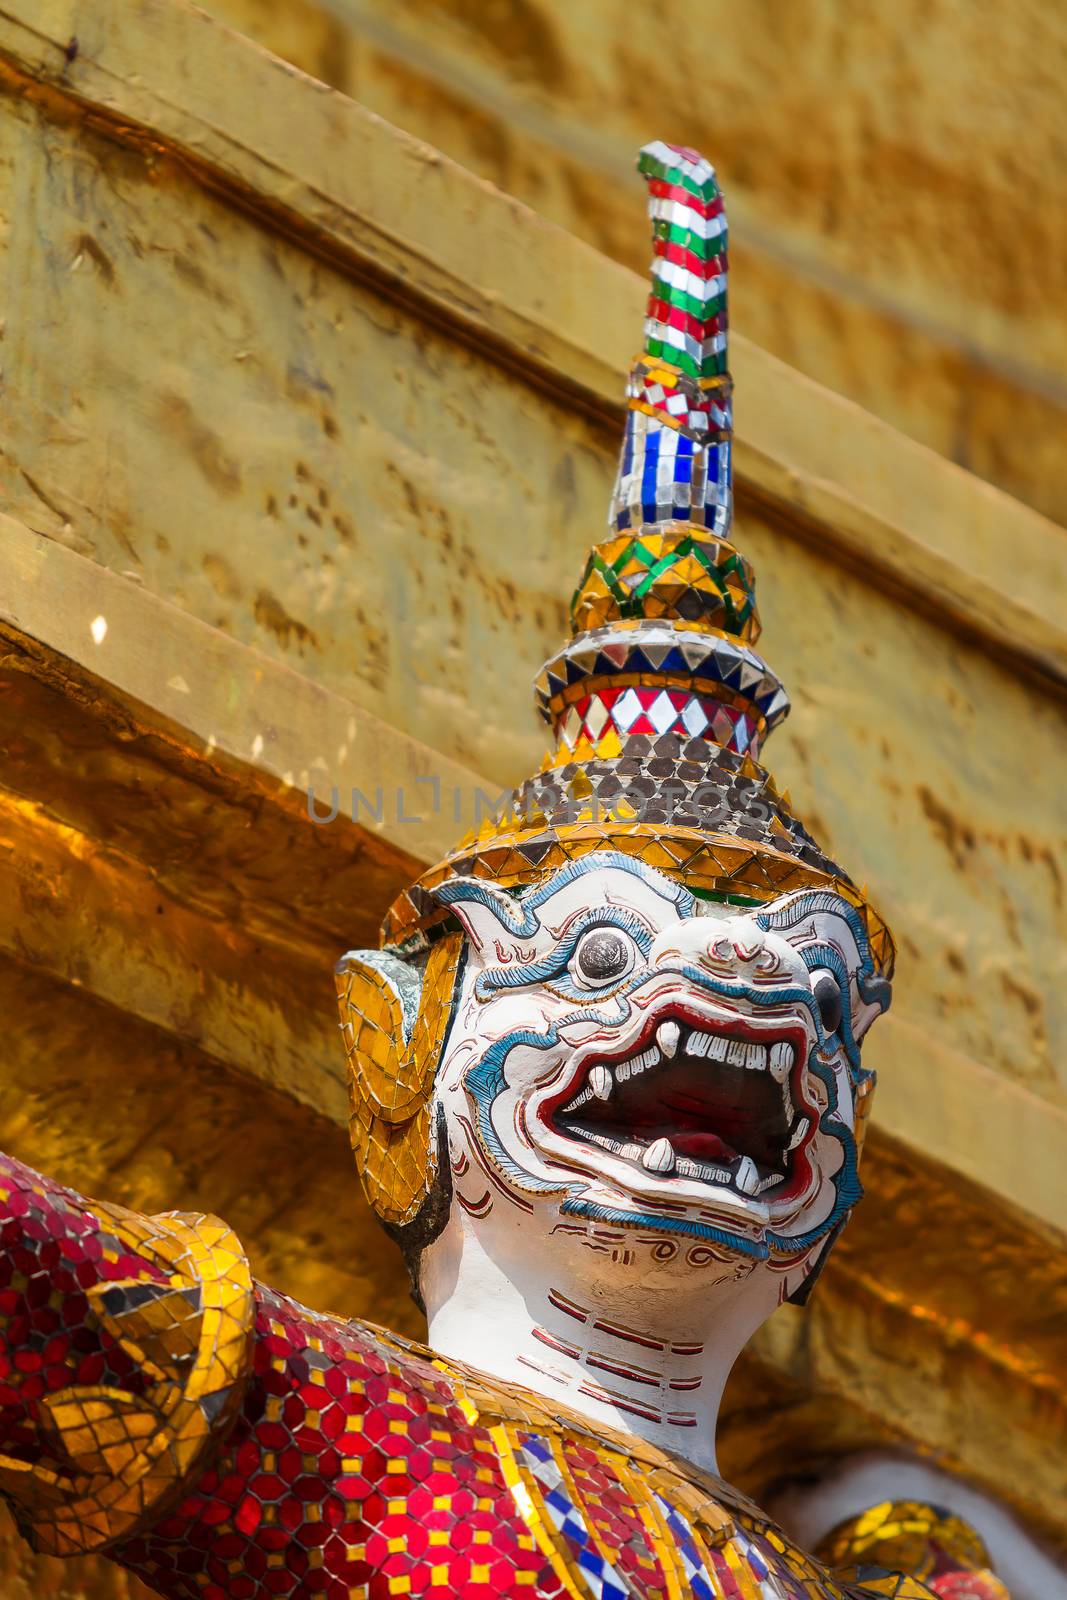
[[570, 926, 638, 989], [811, 967, 843, 1035]]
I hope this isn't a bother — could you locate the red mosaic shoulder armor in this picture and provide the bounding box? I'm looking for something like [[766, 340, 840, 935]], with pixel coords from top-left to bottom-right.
[[0, 1154, 1003, 1600]]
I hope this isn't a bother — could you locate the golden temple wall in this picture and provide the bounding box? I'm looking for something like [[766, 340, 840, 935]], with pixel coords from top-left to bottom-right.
[[201, 0, 1067, 531], [0, 2, 1064, 1594]]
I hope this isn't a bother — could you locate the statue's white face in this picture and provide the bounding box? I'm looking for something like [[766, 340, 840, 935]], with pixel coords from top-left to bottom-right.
[[430, 854, 889, 1297]]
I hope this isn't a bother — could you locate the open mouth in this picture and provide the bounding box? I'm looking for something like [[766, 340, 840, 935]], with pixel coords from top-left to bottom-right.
[[547, 1013, 814, 1201]]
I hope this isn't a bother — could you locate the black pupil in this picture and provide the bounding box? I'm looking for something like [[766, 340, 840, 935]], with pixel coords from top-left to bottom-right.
[[814, 971, 843, 1033], [577, 930, 629, 982]]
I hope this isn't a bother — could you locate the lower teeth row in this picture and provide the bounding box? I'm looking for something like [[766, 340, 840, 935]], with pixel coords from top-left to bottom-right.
[[578, 1131, 789, 1195]]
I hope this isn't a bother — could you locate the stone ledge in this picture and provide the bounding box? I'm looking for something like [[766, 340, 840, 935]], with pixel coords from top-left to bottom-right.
[[2, 0, 1065, 696], [0, 512, 487, 1118], [0, 512, 483, 880]]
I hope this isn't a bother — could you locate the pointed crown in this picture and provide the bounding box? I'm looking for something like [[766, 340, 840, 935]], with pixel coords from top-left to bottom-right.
[[384, 142, 892, 977]]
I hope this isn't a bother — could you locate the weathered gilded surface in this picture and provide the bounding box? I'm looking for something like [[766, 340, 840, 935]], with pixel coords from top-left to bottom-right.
[[747, 514, 1067, 1138], [2, 3, 1065, 699], [1, 33, 1063, 1152], [0, 2, 1063, 1592], [0, 82, 586, 783], [205, 0, 1067, 529]]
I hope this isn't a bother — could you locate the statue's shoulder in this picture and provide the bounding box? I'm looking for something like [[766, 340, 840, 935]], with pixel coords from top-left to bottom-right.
[[338, 1337, 887, 1600], [248, 1283, 472, 1418], [114, 1290, 952, 1600]]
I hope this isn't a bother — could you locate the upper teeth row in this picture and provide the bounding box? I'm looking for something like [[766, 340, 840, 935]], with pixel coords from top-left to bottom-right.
[[692, 1033, 794, 1082], [565, 1024, 795, 1109]]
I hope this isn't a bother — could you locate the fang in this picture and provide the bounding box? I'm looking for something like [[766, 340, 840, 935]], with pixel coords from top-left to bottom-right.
[[787, 1116, 810, 1151], [589, 1065, 613, 1101], [735, 1156, 760, 1196], [769, 1041, 793, 1082], [642, 1137, 676, 1174], [657, 1021, 680, 1058]]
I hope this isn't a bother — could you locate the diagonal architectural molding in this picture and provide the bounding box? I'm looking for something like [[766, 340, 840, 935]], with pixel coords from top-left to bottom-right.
[[1, 0, 1066, 698]]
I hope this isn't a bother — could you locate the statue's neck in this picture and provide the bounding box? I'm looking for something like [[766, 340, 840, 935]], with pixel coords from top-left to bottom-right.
[[421, 1227, 775, 1476]]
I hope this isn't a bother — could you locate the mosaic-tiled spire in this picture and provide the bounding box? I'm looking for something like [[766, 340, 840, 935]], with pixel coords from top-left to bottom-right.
[[611, 142, 733, 538], [549, 140, 786, 767], [385, 143, 892, 980]]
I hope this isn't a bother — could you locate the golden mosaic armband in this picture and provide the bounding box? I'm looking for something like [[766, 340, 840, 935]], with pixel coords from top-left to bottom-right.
[[0, 1154, 254, 1558], [820, 1500, 1011, 1598]]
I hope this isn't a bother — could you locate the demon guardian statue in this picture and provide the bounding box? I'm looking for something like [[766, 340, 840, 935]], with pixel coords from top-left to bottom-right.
[[0, 144, 1010, 1600]]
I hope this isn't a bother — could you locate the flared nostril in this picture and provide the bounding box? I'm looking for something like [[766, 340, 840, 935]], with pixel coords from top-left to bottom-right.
[[708, 931, 767, 968], [731, 939, 762, 964]]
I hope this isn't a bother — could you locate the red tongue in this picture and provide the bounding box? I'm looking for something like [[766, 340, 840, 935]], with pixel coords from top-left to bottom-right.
[[670, 1130, 738, 1162], [617, 1079, 769, 1164], [563, 1053, 787, 1171]]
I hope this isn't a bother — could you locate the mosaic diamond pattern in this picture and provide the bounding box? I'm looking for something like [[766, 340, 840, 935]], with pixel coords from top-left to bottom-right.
[[612, 687, 644, 734], [534, 625, 788, 733], [554, 689, 758, 758]]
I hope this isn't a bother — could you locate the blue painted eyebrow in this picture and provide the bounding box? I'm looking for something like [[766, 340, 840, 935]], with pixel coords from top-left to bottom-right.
[[432, 851, 694, 939], [473, 907, 654, 1000], [755, 889, 891, 1013]]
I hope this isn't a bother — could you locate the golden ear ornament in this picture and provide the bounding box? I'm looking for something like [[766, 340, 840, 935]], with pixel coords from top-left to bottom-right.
[[336, 933, 465, 1228]]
